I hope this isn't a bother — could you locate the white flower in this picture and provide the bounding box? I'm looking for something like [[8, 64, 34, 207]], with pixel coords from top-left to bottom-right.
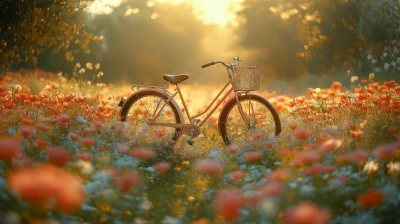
[[257, 198, 279, 218], [75, 160, 94, 175], [391, 61, 396, 67], [140, 196, 153, 212], [363, 161, 379, 174], [86, 63, 93, 70], [367, 54, 372, 60], [369, 73, 375, 81], [87, 81, 91, 86], [161, 216, 179, 224], [372, 59, 377, 64], [383, 52, 388, 57], [79, 68, 86, 74], [384, 63, 390, 70], [95, 63, 101, 69], [96, 72, 103, 78], [387, 161, 400, 175], [315, 88, 321, 93], [57, 72, 62, 77], [396, 57, 400, 64], [350, 76, 358, 83], [76, 63, 81, 68]]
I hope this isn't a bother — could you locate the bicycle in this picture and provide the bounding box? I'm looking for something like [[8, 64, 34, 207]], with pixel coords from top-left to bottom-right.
[[118, 56, 281, 146]]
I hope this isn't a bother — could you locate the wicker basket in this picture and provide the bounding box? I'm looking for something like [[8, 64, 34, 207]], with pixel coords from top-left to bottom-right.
[[231, 66, 261, 91]]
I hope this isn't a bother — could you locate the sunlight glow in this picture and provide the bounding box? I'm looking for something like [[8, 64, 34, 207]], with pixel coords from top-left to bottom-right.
[[88, 0, 123, 15]]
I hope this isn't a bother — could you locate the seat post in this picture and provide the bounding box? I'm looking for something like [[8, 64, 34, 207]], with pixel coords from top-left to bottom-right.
[[176, 84, 191, 122]]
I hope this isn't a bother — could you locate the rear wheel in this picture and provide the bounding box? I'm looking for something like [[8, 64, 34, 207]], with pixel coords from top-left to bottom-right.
[[120, 90, 182, 142], [218, 94, 281, 145]]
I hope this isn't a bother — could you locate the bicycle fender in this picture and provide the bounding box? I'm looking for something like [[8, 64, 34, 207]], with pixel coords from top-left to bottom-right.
[[119, 88, 185, 124]]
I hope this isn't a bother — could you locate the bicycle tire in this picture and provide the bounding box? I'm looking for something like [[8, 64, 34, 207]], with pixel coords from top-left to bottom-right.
[[120, 90, 182, 141], [218, 94, 281, 145]]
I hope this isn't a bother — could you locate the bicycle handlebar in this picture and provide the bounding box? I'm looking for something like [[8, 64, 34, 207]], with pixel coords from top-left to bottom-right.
[[201, 56, 243, 69]]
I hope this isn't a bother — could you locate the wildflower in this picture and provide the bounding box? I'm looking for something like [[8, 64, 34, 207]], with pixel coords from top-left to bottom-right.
[[257, 198, 279, 218], [329, 176, 347, 186], [76, 152, 93, 161], [153, 162, 171, 174], [294, 129, 312, 140], [117, 144, 130, 153], [47, 147, 71, 166], [86, 63, 93, 70], [244, 151, 263, 162], [95, 63, 100, 69], [318, 139, 342, 153], [284, 203, 331, 224], [34, 139, 47, 150], [356, 189, 385, 209], [291, 150, 321, 166], [18, 126, 36, 137], [350, 130, 363, 138], [266, 168, 292, 182], [337, 150, 369, 164], [331, 81, 342, 90], [68, 132, 80, 141], [116, 170, 141, 193], [79, 138, 96, 147], [226, 144, 238, 153], [266, 142, 274, 148], [35, 123, 50, 132], [363, 161, 379, 174], [75, 160, 94, 175], [83, 127, 98, 137], [79, 68, 86, 74], [350, 76, 358, 83], [56, 114, 70, 127], [0, 137, 21, 161], [215, 189, 243, 221], [155, 129, 166, 138], [131, 148, 156, 159], [195, 159, 223, 175], [387, 161, 400, 176], [288, 123, 297, 131], [230, 170, 244, 181], [372, 143, 396, 159]]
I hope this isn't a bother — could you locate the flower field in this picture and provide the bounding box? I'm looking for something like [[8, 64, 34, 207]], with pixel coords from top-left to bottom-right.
[[0, 69, 400, 224]]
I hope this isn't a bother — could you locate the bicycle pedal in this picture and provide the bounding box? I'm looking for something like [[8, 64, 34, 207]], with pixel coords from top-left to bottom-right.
[[187, 140, 194, 145]]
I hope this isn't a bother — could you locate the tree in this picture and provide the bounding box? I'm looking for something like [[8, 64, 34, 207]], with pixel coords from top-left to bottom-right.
[[0, 0, 100, 71]]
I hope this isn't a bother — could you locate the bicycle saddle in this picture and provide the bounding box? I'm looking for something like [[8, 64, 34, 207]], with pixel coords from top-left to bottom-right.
[[163, 74, 189, 84]]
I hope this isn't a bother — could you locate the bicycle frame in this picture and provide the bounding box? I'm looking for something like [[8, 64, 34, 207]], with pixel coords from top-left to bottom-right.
[[148, 68, 251, 130]]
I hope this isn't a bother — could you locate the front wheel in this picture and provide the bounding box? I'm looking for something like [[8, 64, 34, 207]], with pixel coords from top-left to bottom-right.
[[218, 94, 281, 145]]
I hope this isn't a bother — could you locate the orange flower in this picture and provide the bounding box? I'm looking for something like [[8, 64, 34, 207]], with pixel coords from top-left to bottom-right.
[[0, 137, 21, 161], [8, 165, 86, 212], [56, 114, 70, 127], [244, 151, 263, 162], [331, 81, 342, 90], [79, 138, 96, 147], [349, 123, 356, 131], [131, 148, 156, 159], [290, 150, 321, 166], [288, 123, 297, 131], [47, 147, 71, 166], [117, 170, 141, 193], [265, 168, 292, 182], [215, 189, 243, 221], [294, 129, 312, 140], [155, 129, 166, 138], [266, 142, 274, 149], [350, 130, 363, 138], [356, 189, 385, 209], [284, 203, 331, 224], [230, 170, 244, 181], [195, 159, 223, 175], [153, 162, 171, 173], [318, 139, 342, 153]]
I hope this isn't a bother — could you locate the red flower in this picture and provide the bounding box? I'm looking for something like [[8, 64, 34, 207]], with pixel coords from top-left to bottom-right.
[[56, 114, 70, 127], [195, 159, 223, 175], [215, 189, 243, 221], [230, 170, 244, 181], [288, 123, 297, 131], [68, 132, 80, 141], [356, 189, 385, 209], [294, 129, 312, 140], [117, 144, 130, 153], [76, 152, 93, 161], [226, 144, 238, 153], [47, 147, 71, 166], [336, 150, 369, 164], [34, 139, 47, 150], [291, 150, 321, 166], [35, 123, 50, 132], [117, 170, 141, 193], [79, 138, 96, 147], [331, 81, 342, 90], [372, 143, 397, 160], [155, 129, 166, 138], [284, 203, 331, 224], [318, 139, 342, 153], [131, 148, 156, 159], [266, 169, 292, 182], [244, 151, 263, 162], [18, 126, 36, 137], [0, 137, 21, 161], [153, 162, 171, 173]]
